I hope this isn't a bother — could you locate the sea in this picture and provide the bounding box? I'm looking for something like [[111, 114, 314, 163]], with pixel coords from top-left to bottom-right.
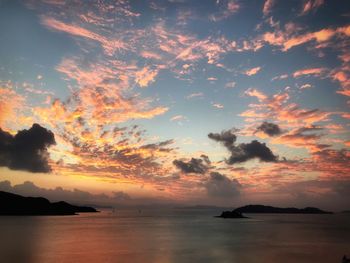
[[0, 208, 349, 263]]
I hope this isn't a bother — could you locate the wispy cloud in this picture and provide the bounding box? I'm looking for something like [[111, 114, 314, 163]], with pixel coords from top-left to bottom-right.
[[263, 0, 275, 16], [293, 67, 327, 78], [300, 0, 324, 16], [212, 103, 224, 109], [186, 92, 204, 99]]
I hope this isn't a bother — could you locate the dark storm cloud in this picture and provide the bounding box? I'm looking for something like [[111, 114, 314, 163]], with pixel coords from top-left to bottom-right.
[[227, 140, 278, 164], [208, 130, 237, 150], [256, 122, 282, 136], [208, 130, 278, 164], [0, 124, 56, 173], [200, 154, 211, 164], [204, 172, 241, 197], [173, 156, 210, 174]]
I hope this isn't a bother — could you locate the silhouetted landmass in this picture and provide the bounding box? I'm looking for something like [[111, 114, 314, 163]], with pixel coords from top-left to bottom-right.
[[0, 191, 98, 215], [341, 210, 350, 213], [234, 205, 332, 214], [342, 255, 350, 263], [216, 210, 248, 219]]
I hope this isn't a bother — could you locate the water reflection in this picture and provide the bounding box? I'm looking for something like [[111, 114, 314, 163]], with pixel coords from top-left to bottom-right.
[[0, 209, 349, 263]]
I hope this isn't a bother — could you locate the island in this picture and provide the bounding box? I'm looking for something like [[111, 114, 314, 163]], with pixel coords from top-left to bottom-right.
[[216, 210, 248, 219], [0, 191, 99, 216], [233, 205, 333, 214]]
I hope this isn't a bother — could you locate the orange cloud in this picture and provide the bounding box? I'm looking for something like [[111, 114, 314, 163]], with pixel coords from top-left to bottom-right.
[[0, 87, 28, 131], [135, 67, 159, 88], [241, 89, 332, 131], [272, 126, 324, 152], [332, 70, 350, 97], [293, 67, 327, 78], [245, 66, 261, 76], [300, 0, 324, 15], [41, 16, 126, 55], [244, 88, 268, 102], [140, 51, 163, 60], [299, 84, 312, 90], [261, 25, 350, 51]]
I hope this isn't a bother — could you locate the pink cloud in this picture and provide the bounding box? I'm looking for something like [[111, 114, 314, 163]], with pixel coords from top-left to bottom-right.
[[263, 0, 275, 16], [293, 67, 327, 78], [135, 67, 159, 88], [261, 25, 350, 51], [299, 83, 313, 90], [244, 88, 268, 102], [41, 16, 126, 55], [245, 66, 262, 76], [300, 0, 324, 15]]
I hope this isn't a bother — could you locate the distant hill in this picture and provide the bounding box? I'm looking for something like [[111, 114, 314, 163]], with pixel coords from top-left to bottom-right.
[[234, 205, 332, 214], [216, 210, 248, 219], [0, 191, 98, 215]]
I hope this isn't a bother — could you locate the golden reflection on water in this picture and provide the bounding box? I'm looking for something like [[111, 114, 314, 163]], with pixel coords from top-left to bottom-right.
[[0, 210, 349, 263]]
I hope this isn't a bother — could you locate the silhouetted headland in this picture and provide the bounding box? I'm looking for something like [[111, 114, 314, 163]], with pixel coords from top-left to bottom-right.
[[0, 191, 98, 215], [342, 255, 350, 263], [234, 205, 333, 214], [216, 210, 248, 219]]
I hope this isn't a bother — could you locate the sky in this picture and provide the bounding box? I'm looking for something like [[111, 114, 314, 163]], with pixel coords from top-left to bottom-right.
[[0, 0, 349, 210]]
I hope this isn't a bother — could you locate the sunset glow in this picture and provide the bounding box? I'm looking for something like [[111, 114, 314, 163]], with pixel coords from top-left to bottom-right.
[[0, 0, 349, 210]]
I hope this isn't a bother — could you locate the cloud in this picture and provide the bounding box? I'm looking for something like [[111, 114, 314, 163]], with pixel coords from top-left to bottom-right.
[[170, 115, 186, 122], [293, 67, 327, 78], [0, 180, 131, 206], [208, 130, 237, 149], [173, 156, 209, 174], [209, 0, 240, 22], [225, 81, 236, 89], [256, 122, 282, 136], [186, 92, 204, 99], [300, 83, 312, 90], [245, 66, 261, 76], [212, 103, 224, 109], [263, 0, 275, 16], [241, 88, 331, 125], [135, 67, 159, 88], [244, 88, 267, 101], [41, 16, 126, 56], [208, 130, 278, 164], [272, 74, 289, 81], [0, 124, 56, 173], [0, 87, 26, 129], [226, 140, 278, 164], [300, 0, 324, 15], [332, 70, 350, 98], [272, 125, 324, 151], [140, 51, 162, 60], [260, 24, 350, 51], [204, 172, 241, 198]]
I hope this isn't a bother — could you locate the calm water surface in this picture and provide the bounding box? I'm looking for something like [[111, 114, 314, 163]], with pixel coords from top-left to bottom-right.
[[1, 208, 349, 263]]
